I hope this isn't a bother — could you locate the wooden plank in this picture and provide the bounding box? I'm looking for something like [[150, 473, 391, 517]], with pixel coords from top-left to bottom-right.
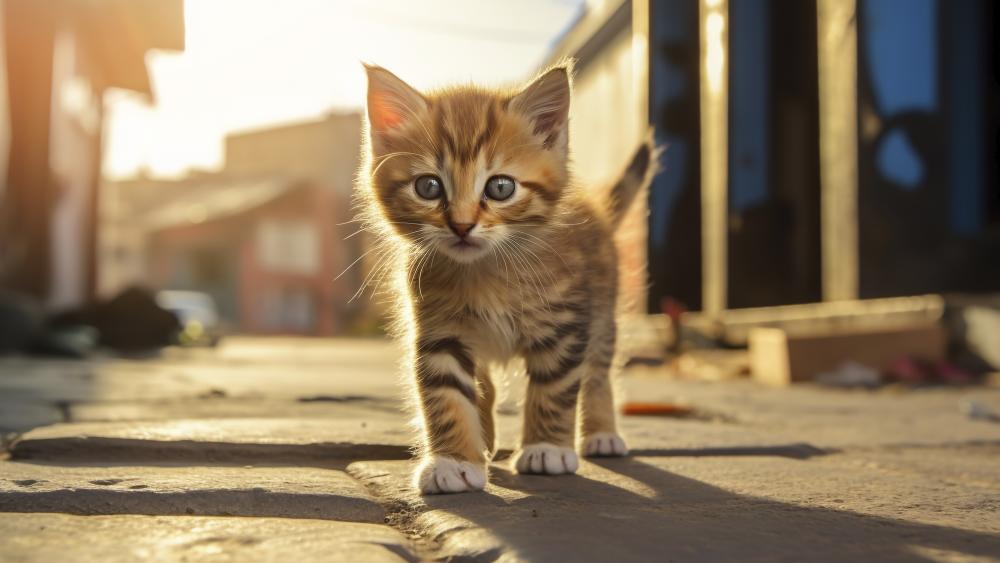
[[623, 294, 945, 357], [750, 323, 947, 386]]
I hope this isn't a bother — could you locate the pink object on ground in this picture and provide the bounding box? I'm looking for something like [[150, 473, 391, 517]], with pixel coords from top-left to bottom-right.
[[884, 356, 931, 383], [935, 361, 975, 384]]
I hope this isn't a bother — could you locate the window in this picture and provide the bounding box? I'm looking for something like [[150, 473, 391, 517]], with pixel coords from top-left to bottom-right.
[[256, 219, 320, 275]]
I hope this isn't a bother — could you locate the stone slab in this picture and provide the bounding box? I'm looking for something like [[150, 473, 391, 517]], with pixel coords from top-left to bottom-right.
[[620, 374, 1000, 449], [2, 336, 401, 394], [0, 513, 414, 562], [9, 418, 412, 464], [349, 445, 1000, 562], [0, 462, 384, 523], [67, 397, 406, 424], [0, 338, 406, 438], [0, 403, 61, 435]]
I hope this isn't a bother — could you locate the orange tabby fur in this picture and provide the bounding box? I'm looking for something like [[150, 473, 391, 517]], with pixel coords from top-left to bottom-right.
[[357, 62, 656, 494]]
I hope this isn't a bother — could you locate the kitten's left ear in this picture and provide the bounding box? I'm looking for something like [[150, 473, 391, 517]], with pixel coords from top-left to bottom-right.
[[364, 64, 427, 141], [509, 64, 572, 151]]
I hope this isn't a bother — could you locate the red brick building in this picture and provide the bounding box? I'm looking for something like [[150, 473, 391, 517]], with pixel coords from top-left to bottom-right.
[[103, 113, 364, 336], [146, 179, 356, 335]]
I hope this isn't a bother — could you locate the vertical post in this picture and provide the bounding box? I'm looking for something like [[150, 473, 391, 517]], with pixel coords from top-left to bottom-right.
[[1, 1, 56, 299], [631, 0, 651, 315], [86, 102, 104, 301], [632, 0, 651, 128], [816, 0, 859, 302], [699, 0, 728, 315]]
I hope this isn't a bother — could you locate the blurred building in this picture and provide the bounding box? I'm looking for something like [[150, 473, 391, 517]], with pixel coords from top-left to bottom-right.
[[101, 113, 364, 335], [551, 0, 999, 315], [0, 0, 183, 309]]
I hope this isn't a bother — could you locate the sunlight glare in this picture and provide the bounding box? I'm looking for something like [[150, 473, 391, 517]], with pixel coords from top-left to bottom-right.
[[103, 0, 583, 180], [705, 12, 726, 93]]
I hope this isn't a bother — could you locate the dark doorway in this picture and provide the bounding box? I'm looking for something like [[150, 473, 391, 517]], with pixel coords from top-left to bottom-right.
[[646, 0, 703, 313], [726, 0, 822, 309]]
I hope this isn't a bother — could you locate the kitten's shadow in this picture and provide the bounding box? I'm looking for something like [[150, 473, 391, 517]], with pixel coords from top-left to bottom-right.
[[420, 456, 1000, 562]]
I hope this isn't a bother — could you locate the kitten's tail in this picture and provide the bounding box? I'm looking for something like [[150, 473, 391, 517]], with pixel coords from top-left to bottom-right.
[[605, 130, 660, 230]]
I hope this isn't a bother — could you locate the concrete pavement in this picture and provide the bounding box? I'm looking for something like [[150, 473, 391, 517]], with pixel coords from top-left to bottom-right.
[[1, 337, 999, 561], [3, 513, 413, 562]]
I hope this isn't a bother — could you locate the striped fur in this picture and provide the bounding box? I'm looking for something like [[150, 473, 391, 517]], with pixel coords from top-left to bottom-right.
[[358, 62, 656, 494]]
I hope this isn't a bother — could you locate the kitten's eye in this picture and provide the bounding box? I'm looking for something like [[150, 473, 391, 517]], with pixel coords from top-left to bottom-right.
[[484, 175, 516, 201], [414, 175, 443, 200]]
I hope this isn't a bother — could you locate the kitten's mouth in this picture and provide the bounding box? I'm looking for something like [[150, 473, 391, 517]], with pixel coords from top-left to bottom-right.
[[441, 237, 489, 263], [451, 239, 480, 250]]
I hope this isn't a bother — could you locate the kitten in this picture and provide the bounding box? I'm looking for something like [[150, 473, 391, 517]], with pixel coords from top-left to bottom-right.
[[358, 62, 656, 494]]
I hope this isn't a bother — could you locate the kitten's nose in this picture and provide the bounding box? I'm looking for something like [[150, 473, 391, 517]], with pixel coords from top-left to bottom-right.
[[448, 222, 475, 239]]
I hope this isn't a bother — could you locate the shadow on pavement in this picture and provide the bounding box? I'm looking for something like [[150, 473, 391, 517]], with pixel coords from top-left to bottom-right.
[[419, 457, 1000, 562], [493, 442, 829, 461]]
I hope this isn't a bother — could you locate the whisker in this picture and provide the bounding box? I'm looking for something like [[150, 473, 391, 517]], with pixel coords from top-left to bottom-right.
[[335, 245, 381, 281], [512, 231, 571, 270], [511, 218, 590, 228], [349, 247, 394, 303], [371, 152, 420, 177], [416, 247, 438, 299], [338, 217, 429, 228], [499, 237, 550, 310], [518, 243, 560, 292], [342, 227, 366, 240]]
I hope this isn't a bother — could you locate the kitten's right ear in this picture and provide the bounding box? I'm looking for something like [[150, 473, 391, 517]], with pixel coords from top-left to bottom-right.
[[364, 64, 427, 138]]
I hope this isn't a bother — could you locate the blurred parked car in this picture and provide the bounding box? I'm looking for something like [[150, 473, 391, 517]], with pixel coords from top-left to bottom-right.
[[155, 291, 223, 346]]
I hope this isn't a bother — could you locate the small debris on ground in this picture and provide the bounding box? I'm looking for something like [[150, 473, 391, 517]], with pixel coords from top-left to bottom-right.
[[670, 350, 750, 382], [297, 395, 370, 403], [198, 388, 228, 399], [884, 357, 976, 385], [622, 402, 695, 417], [815, 362, 882, 388], [960, 399, 1000, 423]]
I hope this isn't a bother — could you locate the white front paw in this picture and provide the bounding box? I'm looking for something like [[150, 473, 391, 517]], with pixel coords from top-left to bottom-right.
[[582, 432, 628, 457], [513, 443, 579, 475], [415, 456, 487, 494]]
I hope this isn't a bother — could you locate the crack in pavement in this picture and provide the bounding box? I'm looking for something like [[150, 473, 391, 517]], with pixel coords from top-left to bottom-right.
[[347, 462, 444, 563]]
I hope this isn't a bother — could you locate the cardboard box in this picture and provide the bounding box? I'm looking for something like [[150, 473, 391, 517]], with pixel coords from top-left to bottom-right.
[[749, 323, 947, 386]]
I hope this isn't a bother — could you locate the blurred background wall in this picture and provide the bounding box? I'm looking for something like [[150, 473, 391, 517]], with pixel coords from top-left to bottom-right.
[[101, 113, 362, 335], [0, 0, 183, 307], [0, 0, 997, 339], [553, 0, 999, 316]]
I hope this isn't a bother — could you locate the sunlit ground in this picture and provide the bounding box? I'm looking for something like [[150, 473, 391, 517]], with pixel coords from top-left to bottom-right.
[[2, 335, 999, 561]]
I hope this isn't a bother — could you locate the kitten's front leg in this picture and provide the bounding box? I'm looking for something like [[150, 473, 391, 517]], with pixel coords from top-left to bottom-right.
[[413, 335, 488, 494], [514, 331, 587, 475]]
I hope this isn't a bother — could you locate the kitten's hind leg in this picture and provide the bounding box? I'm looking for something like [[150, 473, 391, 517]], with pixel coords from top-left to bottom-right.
[[579, 319, 628, 457], [413, 335, 488, 494]]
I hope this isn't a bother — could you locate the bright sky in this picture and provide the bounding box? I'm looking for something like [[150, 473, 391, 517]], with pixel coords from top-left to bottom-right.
[[103, 0, 584, 180]]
